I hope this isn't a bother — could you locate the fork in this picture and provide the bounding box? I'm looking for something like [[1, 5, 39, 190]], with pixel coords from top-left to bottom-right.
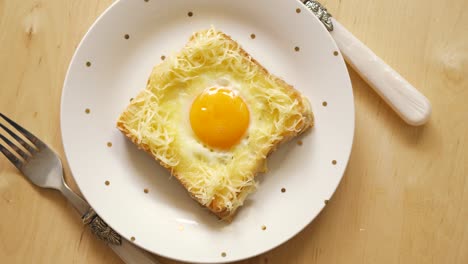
[[0, 113, 161, 264]]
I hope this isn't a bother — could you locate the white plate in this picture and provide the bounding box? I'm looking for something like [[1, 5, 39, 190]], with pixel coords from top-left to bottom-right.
[[60, 0, 354, 263]]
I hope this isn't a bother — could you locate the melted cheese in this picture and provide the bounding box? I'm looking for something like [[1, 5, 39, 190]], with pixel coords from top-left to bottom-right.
[[119, 28, 310, 215]]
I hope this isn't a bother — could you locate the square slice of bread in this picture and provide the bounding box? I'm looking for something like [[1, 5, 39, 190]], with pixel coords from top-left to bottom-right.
[[117, 28, 314, 221]]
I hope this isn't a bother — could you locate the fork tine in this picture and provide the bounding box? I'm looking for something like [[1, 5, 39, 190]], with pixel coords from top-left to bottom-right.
[[0, 133, 30, 160], [0, 143, 23, 169], [0, 123, 37, 154], [0, 113, 46, 150]]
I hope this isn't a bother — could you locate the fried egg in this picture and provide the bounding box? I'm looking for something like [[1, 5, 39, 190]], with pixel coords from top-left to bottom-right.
[[175, 75, 254, 165]]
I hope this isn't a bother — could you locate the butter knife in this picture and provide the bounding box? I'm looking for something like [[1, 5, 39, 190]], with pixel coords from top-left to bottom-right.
[[301, 0, 432, 126]]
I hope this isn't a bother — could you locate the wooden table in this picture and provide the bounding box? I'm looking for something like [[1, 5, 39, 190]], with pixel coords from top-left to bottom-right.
[[1, 0, 467, 263]]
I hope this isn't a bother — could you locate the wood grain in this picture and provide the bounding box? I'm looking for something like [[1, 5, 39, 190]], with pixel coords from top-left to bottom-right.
[[0, 0, 467, 263]]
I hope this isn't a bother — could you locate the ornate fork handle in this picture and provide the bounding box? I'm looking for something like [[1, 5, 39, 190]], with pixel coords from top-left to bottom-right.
[[59, 180, 122, 245], [65, 187, 159, 263], [82, 208, 122, 245]]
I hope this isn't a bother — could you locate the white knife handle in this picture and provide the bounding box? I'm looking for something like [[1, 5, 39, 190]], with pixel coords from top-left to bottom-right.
[[109, 240, 162, 264], [331, 18, 432, 126]]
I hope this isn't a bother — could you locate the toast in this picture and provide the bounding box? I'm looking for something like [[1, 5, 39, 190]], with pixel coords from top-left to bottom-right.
[[117, 28, 314, 221]]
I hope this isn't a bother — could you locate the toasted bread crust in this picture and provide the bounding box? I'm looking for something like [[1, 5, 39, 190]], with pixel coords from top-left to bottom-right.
[[117, 30, 314, 221]]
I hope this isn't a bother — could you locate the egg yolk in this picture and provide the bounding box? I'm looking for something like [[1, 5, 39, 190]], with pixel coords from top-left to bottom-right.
[[190, 87, 250, 150]]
